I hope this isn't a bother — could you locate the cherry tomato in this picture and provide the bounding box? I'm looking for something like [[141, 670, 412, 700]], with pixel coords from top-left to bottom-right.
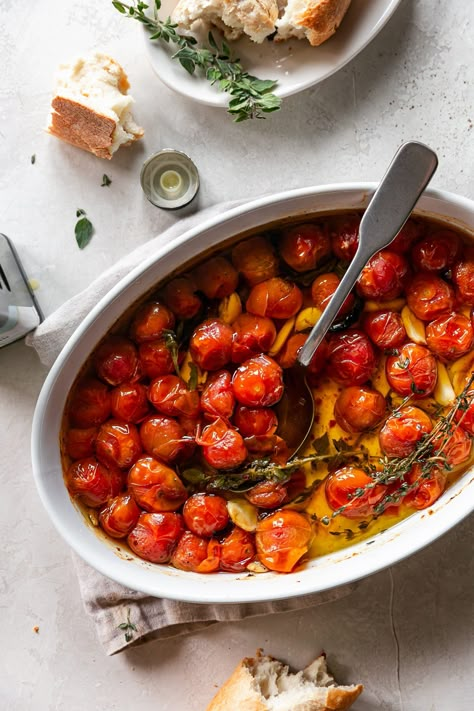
[[189, 318, 233, 371], [329, 214, 360, 261], [198, 418, 248, 470], [171, 532, 220, 573], [434, 426, 472, 468], [404, 466, 446, 510], [96, 420, 142, 470], [334, 386, 386, 433], [178, 414, 202, 438], [255, 510, 313, 573], [406, 272, 455, 321], [66, 457, 122, 507], [244, 434, 289, 465], [140, 415, 192, 463], [138, 339, 174, 379], [231, 235, 279, 286], [94, 337, 140, 386], [128, 512, 184, 563], [99, 493, 141, 538], [220, 527, 256, 572], [183, 493, 229, 536], [325, 466, 386, 518], [311, 273, 355, 316], [246, 278, 303, 319], [357, 250, 409, 301], [232, 354, 284, 407], [231, 313, 276, 363], [111, 382, 149, 423], [161, 276, 202, 319], [276, 333, 307, 369], [455, 390, 474, 435], [69, 378, 112, 428], [279, 223, 331, 272], [128, 456, 188, 512], [306, 338, 329, 382], [389, 219, 424, 254], [201, 370, 235, 420], [65, 427, 98, 460], [193, 257, 238, 299], [379, 406, 432, 458], [129, 301, 175, 343], [245, 480, 287, 509], [283, 469, 308, 504], [363, 310, 407, 350], [386, 343, 438, 397], [452, 246, 474, 305], [326, 330, 376, 386], [425, 312, 474, 361], [148, 375, 200, 418], [234, 405, 278, 437], [411, 230, 462, 272]]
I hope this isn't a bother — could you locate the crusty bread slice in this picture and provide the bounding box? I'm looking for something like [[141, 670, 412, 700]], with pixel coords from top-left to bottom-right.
[[206, 650, 363, 711], [48, 53, 144, 160], [172, 0, 279, 44], [275, 0, 352, 46]]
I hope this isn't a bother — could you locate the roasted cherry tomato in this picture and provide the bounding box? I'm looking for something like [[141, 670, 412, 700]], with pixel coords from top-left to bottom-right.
[[389, 219, 424, 254], [276, 333, 307, 369], [245, 480, 287, 509], [325, 466, 386, 519], [311, 273, 355, 316], [66, 457, 122, 507], [406, 272, 455, 321], [189, 318, 233, 371], [128, 512, 184, 563], [455, 390, 474, 435], [379, 406, 432, 458], [183, 493, 229, 536], [161, 276, 202, 319], [404, 466, 446, 510], [386, 343, 438, 397], [128, 456, 188, 512], [255, 510, 313, 573], [95, 420, 142, 470], [138, 339, 174, 379], [171, 532, 220, 573], [279, 222, 331, 272], [232, 354, 284, 407], [129, 301, 175, 343], [329, 214, 360, 261], [140, 415, 192, 463], [65, 427, 98, 460], [334, 386, 386, 433], [220, 527, 256, 572], [234, 405, 278, 437], [69, 378, 112, 428], [452, 246, 474, 305], [357, 250, 409, 301], [201, 370, 235, 420], [231, 236, 279, 286], [148, 375, 200, 418], [246, 278, 303, 319], [99, 493, 141, 539], [411, 230, 462, 272], [434, 426, 472, 468], [306, 339, 329, 382], [193, 256, 238, 299], [198, 418, 248, 470], [243, 434, 289, 466], [94, 337, 140, 386], [363, 310, 407, 350], [231, 313, 276, 363], [111, 382, 149, 423], [425, 312, 474, 361], [326, 330, 376, 386]]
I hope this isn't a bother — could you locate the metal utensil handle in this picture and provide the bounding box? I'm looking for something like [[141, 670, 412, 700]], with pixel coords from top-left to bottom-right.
[[297, 141, 438, 366]]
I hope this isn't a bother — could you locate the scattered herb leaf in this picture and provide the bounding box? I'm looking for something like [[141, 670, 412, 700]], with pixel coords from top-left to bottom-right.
[[162, 329, 180, 375], [75, 211, 94, 250], [31, 154, 36, 164], [117, 608, 137, 643], [101, 173, 112, 187], [188, 362, 198, 391], [76, 208, 86, 218]]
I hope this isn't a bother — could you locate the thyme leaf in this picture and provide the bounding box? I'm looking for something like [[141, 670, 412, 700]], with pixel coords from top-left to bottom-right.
[[75, 211, 94, 250], [161, 329, 180, 375], [101, 173, 112, 186], [117, 608, 137, 643]]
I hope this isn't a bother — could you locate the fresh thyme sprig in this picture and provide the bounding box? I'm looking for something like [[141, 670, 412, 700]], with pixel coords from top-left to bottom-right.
[[112, 0, 281, 121], [117, 608, 137, 642]]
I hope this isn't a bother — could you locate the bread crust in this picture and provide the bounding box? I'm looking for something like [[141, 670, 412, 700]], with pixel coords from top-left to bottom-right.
[[297, 0, 352, 46], [49, 97, 116, 159]]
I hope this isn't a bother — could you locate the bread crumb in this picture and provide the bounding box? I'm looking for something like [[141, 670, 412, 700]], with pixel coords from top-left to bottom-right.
[[33, 626, 40, 634]]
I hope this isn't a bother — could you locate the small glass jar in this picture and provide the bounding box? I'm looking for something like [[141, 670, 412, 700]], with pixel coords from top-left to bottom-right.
[[140, 149, 200, 209]]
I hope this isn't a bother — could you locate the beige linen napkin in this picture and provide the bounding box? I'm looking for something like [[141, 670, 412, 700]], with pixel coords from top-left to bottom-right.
[[27, 201, 357, 655]]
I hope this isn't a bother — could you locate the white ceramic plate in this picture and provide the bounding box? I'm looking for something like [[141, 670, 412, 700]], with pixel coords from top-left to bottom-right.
[[144, 0, 402, 107], [31, 184, 474, 604]]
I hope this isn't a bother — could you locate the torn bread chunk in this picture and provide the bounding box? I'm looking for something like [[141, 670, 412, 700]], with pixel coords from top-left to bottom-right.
[[206, 650, 363, 711], [275, 0, 352, 46], [171, 0, 279, 44], [48, 52, 144, 159]]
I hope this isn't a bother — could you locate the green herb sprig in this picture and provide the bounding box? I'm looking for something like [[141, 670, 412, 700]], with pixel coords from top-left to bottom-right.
[[117, 608, 137, 643], [75, 209, 94, 249], [112, 0, 281, 121]]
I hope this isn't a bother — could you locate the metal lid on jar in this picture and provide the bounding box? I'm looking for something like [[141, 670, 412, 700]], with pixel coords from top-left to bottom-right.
[[140, 149, 200, 209]]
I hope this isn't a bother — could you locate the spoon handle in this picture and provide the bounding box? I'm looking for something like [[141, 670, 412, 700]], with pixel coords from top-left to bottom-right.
[[297, 141, 438, 366]]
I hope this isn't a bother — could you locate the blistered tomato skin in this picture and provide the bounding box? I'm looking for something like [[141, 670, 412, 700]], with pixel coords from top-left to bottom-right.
[[193, 256, 239, 299], [220, 527, 256, 572], [66, 457, 122, 507], [326, 330, 376, 386], [334, 386, 386, 433], [140, 415, 191, 463], [244, 433, 289, 465], [148, 375, 200, 418], [425, 312, 474, 361], [129, 301, 175, 343], [279, 223, 331, 272], [357, 250, 409, 301], [138, 340, 174, 379], [455, 390, 474, 435], [231, 313, 276, 363], [69, 378, 112, 428], [311, 273, 354, 316], [65, 427, 98, 460], [198, 418, 248, 470], [171, 532, 220, 573], [406, 272, 455, 321], [95, 420, 142, 470], [128, 456, 188, 512], [94, 337, 140, 386], [390, 219, 424, 254], [411, 230, 462, 272], [404, 466, 446, 510], [189, 319, 233, 371], [234, 405, 278, 437], [246, 278, 303, 319], [99, 494, 141, 538], [452, 247, 474, 305], [232, 354, 284, 407], [245, 480, 287, 509], [201, 370, 235, 420], [231, 236, 279, 286], [379, 406, 433, 458], [111, 382, 149, 423], [161, 277, 202, 320], [329, 214, 360, 261], [128, 512, 184, 563], [363, 310, 407, 350], [386, 343, 438, 397], [255, 510, 313, 573], [325, 467, 385, 519], [438, 426, 472, 467], [183, 493, 229, 536]]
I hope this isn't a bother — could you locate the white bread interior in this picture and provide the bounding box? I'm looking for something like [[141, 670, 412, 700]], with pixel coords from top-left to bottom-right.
[[48, 52, 144, 159], [275, 0, 352, 46]]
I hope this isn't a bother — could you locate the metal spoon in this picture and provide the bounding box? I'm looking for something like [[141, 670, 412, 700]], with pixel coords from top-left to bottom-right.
[[277, 141, 438, 456]]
